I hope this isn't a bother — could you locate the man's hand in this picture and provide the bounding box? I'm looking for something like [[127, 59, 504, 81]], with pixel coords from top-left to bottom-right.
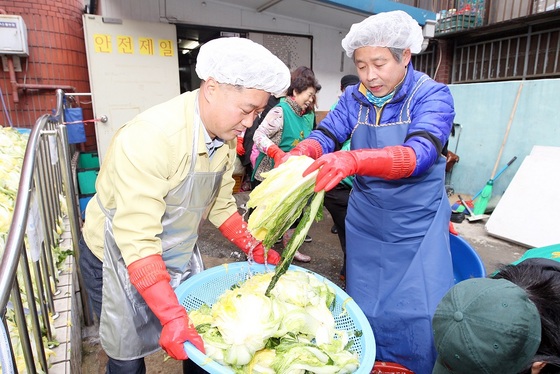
[[304, 146, 417, 192], [160, 315, 205, 360], [249, 242, 281, 264], [219, 212, 281, 265], [128, 255, 206, 360]]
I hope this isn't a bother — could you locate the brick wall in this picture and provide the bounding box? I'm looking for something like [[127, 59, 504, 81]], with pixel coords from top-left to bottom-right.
[[434, 39, 454, 84], [0, 0, 97, 151]]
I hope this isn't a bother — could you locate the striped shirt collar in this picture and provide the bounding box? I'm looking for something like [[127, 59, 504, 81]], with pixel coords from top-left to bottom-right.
[[202, 127, 224, 158]]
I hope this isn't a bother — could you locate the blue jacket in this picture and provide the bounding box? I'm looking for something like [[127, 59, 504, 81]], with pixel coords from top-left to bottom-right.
[[310, 64, 456, 373], [309, 63, 455, 175]]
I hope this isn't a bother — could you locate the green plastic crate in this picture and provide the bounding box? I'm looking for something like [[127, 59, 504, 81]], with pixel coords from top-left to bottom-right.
[[78, 170, 98, 194], [78, 152, 100, 169]]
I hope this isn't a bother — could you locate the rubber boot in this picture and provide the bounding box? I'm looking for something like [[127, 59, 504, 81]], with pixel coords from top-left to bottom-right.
[[283, 229, 311, 263]]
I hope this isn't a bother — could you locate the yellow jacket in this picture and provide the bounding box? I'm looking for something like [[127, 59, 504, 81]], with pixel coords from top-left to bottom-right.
[[82, 90, 238, 265]]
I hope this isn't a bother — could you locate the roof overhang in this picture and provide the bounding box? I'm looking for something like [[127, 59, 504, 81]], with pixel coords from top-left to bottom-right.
[[315, 0, 436, 26]]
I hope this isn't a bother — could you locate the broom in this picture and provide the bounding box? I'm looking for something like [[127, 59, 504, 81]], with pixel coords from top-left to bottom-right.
[[473, 83, 523, 215], [472, 156, 517, 215], [454, 156, 517, 213]]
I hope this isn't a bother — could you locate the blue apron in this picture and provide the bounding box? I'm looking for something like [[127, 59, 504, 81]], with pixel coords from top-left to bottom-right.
[[345, 91, 454, 374]]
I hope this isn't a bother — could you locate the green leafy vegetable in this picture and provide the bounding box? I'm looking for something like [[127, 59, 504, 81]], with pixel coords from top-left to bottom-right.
[[1, 127, 68, 373], [246, 155, 326, 295], [188, 271, 360, 373], [247, 156, 318, 249], [265, 189, 324, 296]]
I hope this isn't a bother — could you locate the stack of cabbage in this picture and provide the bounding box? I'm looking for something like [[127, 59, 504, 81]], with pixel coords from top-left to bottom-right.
[[0, 127, 28, 251], [1, 127, 67, 372], [189, 270, 360, 373]]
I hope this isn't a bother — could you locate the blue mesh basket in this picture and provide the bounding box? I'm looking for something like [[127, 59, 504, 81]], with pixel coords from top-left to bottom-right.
[[175, 261, 376, 373]]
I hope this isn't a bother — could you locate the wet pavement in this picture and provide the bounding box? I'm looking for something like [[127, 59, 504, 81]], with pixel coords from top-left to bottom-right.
[[81, 192, 528, 373]]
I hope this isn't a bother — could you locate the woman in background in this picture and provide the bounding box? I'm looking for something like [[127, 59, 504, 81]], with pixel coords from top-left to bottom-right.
[[251, 66, 321, 263]]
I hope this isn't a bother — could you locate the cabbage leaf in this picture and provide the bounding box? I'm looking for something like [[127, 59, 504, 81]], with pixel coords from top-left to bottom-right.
[[189, 271, 360, 373]]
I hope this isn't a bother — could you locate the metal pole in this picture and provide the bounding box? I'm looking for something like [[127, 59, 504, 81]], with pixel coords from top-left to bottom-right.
[[10, 279, 38, 373], [57, 122, 94, 326], [20, 247, 49, 371]]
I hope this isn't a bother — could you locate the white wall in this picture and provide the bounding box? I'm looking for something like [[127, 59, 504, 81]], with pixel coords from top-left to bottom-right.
[[99, 0, 359, 110], [98, 1, 560, 204]]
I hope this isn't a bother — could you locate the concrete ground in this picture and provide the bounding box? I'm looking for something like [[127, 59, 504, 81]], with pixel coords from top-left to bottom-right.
[[81, 192, 528, 373]]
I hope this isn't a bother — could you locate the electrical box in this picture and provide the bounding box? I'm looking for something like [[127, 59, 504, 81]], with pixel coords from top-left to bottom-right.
[[0, 15, 29, 56]]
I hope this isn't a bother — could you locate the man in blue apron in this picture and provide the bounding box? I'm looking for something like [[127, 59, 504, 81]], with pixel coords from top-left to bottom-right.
[[277, 11, 456, 373], [78, 37, 289, 374]]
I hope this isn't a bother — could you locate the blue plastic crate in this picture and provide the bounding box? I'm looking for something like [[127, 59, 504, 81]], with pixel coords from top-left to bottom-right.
[[79, 194, 94, 220]]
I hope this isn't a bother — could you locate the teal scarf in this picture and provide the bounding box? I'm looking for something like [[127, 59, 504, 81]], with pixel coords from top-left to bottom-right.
[[365, 90, 395, 107]]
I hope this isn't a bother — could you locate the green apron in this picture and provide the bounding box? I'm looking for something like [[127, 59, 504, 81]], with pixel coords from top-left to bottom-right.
[[252, 98, 314, 181]]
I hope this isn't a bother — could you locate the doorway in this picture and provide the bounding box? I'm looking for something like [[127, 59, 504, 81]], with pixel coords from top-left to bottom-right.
[[175, 24, 313, 93], [176, 25, 249, 93]]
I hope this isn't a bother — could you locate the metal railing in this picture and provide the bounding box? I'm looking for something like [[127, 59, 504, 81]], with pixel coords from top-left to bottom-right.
[[452, 25, 560, 82], [0, 89, 88, 373]]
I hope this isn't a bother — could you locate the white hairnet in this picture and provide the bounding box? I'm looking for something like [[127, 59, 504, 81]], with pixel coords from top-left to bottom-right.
[[341, 10, 424, 57], [195, 37, 290, 97]]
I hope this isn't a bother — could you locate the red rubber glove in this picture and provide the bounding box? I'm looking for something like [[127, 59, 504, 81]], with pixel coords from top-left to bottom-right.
[[219, 212, 281, 265], [236, 135, 245, 156], [303, 146, 417, 192], [270, 139, 324, 168], [128, 255, 205, 360], [288, 139, 323, 160], [266, 144, 287, 167]]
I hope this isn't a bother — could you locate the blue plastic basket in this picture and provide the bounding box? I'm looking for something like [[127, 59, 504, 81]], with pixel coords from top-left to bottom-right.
[[450, 233, 487, 283], [175, 262, 376, 373]]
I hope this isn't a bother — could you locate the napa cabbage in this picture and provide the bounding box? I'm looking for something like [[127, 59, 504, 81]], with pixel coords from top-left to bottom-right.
[[1, 127, 70, 373], [247, 156, 318, 249], [189, 270, 360, 373]]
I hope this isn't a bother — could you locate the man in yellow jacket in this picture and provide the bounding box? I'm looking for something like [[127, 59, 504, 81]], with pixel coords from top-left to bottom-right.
[[79, 37, 290, 374]]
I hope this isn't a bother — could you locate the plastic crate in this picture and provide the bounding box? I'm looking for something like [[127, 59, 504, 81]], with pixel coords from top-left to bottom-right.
[[79, 194, 94, 220], [436, 14, 479, 33], [78, 170, 98, 194], [78, 152, 100, 169]]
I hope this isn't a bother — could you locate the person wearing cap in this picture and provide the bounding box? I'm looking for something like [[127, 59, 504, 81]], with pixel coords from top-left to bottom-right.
[[78, 37, 290, 373], [331, 74, 361, 110], [433, 245, 560, 374], [275, 10, 456, 373]]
